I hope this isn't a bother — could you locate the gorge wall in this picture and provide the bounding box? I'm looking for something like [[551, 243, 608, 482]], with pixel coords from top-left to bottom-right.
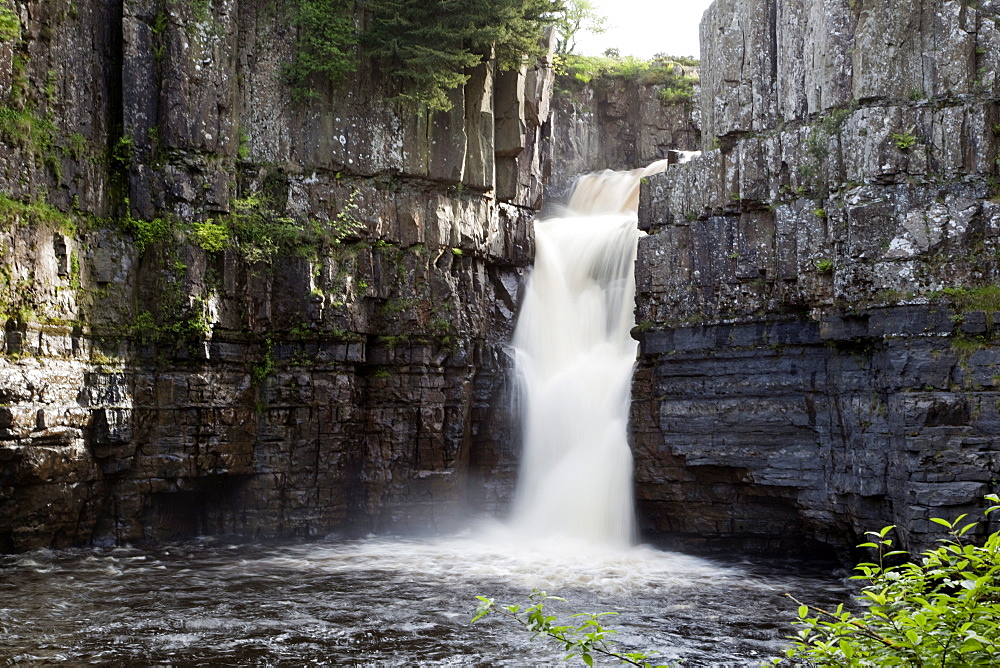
[[7, 0, 997, 559], [0, 0, 555, 551], [548, 69, 700, 197], [633, 0, 1000, 554]]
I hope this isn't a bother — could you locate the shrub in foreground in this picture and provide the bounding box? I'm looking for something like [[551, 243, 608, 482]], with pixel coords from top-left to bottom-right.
[[474, 496, 1000, 667], [782, 494, 1000, 666]]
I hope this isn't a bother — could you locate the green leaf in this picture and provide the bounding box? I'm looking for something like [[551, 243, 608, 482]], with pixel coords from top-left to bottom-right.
[[959, 522, 978, 536]]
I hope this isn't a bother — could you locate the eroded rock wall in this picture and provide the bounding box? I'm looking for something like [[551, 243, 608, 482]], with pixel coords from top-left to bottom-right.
[[634, 0, 1000, 554], [549, 73, 700, 198], [0, 0, 551, 550]]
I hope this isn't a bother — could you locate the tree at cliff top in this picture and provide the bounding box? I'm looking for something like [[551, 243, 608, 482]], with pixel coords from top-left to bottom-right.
[[364, 0, 562, 110], [286, 0, 359, 101], [288, 0, 563, 110], [552, 0, 607, 56]]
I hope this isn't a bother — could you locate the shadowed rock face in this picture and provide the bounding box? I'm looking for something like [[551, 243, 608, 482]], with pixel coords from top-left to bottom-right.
[[0, 0, 554, 551], [549, 73, 701, 200], [633, 0, 1000, 555]]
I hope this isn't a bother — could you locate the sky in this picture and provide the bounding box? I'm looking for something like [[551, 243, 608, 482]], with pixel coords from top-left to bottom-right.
[[573, 0, 716, 60]]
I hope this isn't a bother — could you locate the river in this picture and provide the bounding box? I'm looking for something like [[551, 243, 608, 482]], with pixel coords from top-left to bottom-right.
[[0, 525, 849, 666]]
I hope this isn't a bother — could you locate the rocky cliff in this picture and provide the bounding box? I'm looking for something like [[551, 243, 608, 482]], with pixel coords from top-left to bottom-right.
[[633, 0, 1000, 554], [549, 68, 700, 197], [0, 0, 554, 551]]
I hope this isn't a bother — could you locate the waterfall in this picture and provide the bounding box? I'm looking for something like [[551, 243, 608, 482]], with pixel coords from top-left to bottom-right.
[[510, 160, 670, 547]]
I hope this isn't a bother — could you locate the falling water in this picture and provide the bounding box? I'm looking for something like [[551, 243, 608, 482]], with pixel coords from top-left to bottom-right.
[[0, 157, 852, 666], [510, 160, 671, 547]]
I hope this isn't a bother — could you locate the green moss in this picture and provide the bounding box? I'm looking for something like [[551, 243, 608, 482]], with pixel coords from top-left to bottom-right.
[[237, 129, 250, 160], [189, 0, 212, 25], [68, 251, 81, 290], [67, 132, 89, 160], [0, 194, 77, 235], [0, 105, 56, 155], [0, 5, 19, 42], [378, 334, 408, 347], [941, 285, 1000, 313], [251, 339, 275, 384], [952, 334, 989, 366]]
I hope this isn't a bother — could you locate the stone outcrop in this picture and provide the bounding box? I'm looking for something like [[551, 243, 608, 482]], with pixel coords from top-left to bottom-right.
[[0, 0, 552, 551], [634, 0, 1000, 554], [549, 70, 700, 198]]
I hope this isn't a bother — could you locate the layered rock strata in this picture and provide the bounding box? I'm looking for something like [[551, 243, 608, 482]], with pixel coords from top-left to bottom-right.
[[634, 0, 1000, 553], [0, 0, 552, 550]]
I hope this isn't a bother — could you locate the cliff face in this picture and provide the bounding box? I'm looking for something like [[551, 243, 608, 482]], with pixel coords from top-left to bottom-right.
[[549, 71, 700, 196], [634, 0, 1000, 553], [0, 0, 552, 550]]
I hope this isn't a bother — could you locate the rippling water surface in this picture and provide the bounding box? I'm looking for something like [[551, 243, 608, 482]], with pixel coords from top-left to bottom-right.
[[0, 524, 849, 666]]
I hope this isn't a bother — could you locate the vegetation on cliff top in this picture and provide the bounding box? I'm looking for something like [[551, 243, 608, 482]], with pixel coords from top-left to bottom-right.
[[552, 0, 607, 57], [555, 53, 699, 103], [288, 0, 564, 110]]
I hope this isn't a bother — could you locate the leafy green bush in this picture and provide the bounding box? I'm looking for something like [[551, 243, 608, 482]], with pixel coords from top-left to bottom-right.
[[892, 132, 918, 150], [814, 258, 834, 274], [190, 219, 230, 252], [655, 75, 698, 104], [783, 495, 1000, 666], [473, 589, 667, 667], [120, 201, 173, 253]]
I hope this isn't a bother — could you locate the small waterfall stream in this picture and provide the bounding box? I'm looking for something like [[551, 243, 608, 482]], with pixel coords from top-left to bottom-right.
[[511, 160, 670, 546]]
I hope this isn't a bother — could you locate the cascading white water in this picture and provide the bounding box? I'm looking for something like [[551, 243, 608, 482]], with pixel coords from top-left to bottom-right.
[[510, 160, 671, 547]]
